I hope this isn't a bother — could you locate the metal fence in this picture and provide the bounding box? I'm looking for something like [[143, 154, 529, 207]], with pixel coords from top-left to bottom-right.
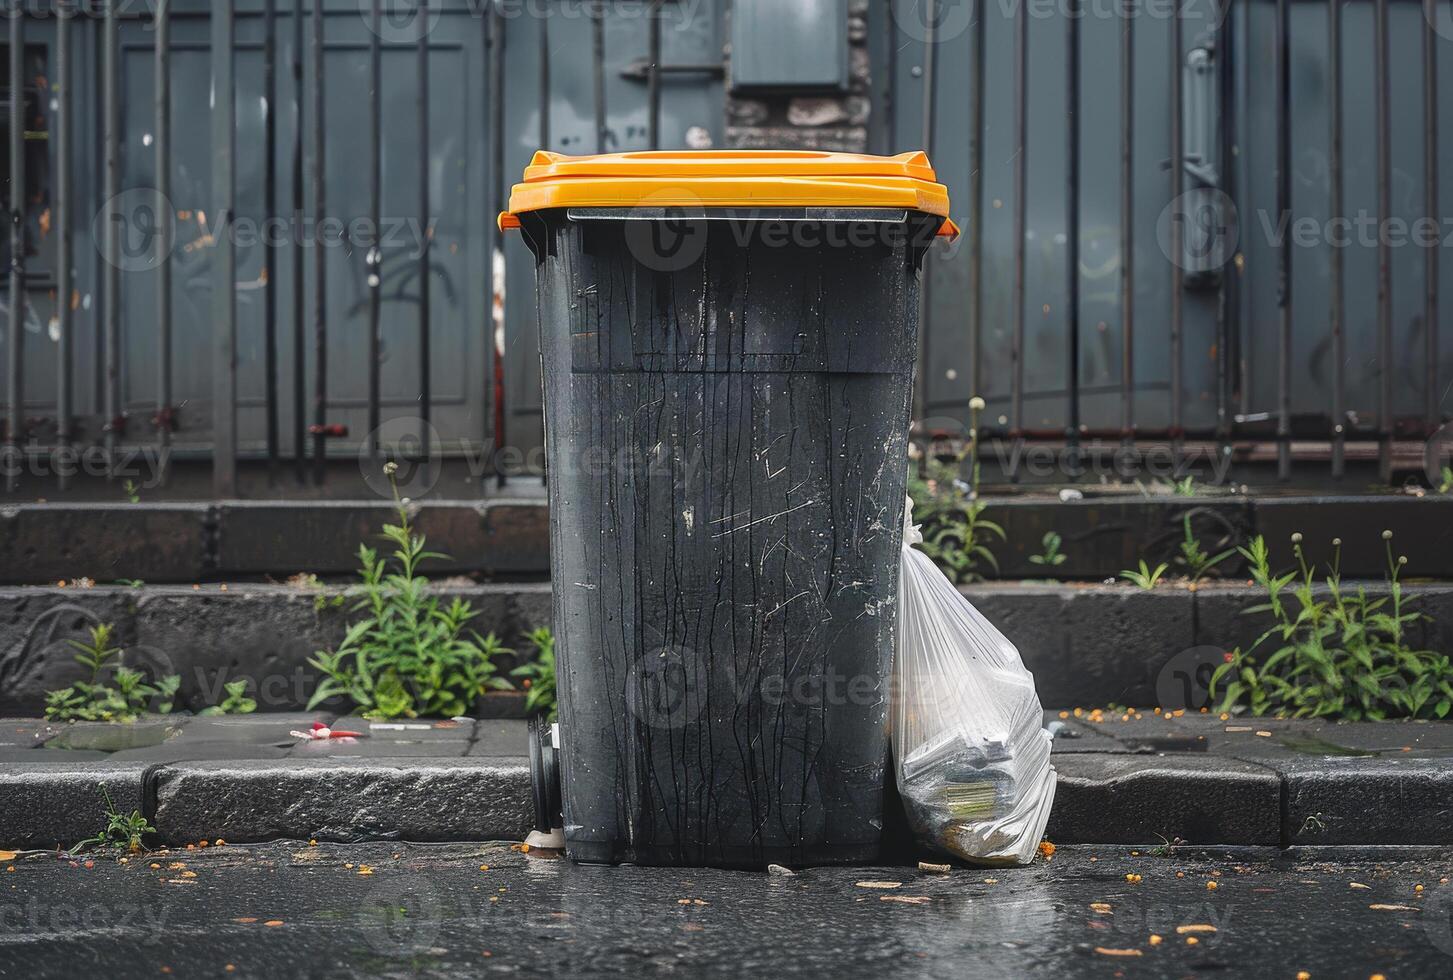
[[887, 0, 1452, 484], [1, 0, 1451, 497], [0, 0, 731, 497]]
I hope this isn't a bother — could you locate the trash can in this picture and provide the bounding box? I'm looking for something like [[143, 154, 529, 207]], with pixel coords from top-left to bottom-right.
[[500, 150, 956, 868]]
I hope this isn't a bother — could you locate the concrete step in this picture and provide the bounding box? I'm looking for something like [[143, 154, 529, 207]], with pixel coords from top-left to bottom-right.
[[0, 582, 553, 716], [0, 500, 551, 584], [5, 714, 1453, 851], [4, 579, 1450, 716], [5, 494, 1453, 584]]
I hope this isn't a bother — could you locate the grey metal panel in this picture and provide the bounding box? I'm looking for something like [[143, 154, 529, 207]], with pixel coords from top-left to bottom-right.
[[1239, 1, 1450, 431], [110, 4, 489, 461], [501, 0, 727, 465], [897, 0, 1449, 442], [729, 0, 848, 91]]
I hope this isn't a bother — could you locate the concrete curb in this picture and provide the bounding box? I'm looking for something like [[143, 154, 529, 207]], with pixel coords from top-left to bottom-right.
[[152, 758, 533, 846], [6, 729, 1453, 851]]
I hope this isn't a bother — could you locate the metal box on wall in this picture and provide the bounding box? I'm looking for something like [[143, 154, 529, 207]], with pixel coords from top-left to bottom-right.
[[730, 0, 848, 92]]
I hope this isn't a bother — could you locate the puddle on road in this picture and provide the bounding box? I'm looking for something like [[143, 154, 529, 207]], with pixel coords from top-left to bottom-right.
[[44, 722, 183, 753], [1275, 734, 1380, 758]]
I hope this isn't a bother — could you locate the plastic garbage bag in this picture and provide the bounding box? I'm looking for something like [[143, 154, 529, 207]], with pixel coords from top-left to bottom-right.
[[893, 498, 1057, 865]]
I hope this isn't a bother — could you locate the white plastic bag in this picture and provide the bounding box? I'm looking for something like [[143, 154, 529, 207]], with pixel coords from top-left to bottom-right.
[[893, 498, 1056, 865]]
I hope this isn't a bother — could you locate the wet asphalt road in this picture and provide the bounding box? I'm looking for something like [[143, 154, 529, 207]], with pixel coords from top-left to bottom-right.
[[1, 841, 1450, 978]]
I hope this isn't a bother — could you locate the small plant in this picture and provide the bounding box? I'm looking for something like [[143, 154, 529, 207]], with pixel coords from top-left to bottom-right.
[[1439, 466, 1453, 494], [1171, 475, 1197, 497], [1175, 515, 1234, 584], [1210, 532, 1453, 720], [122, 480, 141, 504], [908, 396, 1005, 583], [307, 464, 514, 720], [511, 627, 558, 722], [1028, 531, 1067, 568], [1119, 560, 1169, 590], [1150, 833, 1186, 857], [198, 679, 258, 716], [74, 785, 156, 854], [291, 572, 346, 613], [44, 624, 179, 722]]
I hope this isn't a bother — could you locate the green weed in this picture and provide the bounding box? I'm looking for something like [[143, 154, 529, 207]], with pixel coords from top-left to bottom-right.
[[1210, 532, 1453, 720]]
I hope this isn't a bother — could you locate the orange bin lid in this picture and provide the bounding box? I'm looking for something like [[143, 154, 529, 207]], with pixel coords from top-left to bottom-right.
[[499, 150, 958, 238]]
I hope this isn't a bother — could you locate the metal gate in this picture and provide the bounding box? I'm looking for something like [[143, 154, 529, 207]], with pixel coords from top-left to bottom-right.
[[0, 0, 725, 496], [3, 0, 1451, 495], [880, 0, 1451, 482]]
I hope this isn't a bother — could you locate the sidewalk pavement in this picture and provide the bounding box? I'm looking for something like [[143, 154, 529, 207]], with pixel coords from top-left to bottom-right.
[[3, 712, 1451, 851]]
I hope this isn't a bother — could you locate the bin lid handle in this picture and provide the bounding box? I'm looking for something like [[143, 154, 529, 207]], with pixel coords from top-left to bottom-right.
[[501, 208, 959, 241]]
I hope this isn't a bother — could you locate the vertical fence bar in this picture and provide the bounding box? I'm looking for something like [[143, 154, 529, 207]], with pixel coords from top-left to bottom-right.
[[489, 4, 506, 487], [968, 0, 985, 403], [916, 0, 936, 428], [1275, 0, 1291, 480], [367, 0, 381, 459], [263, 0, 279, 478], [102, 0, 119, 476], [55, 0, 72, 491], [1168, 3, 1184, 464], [155, 1, 172, 485], [1215, 0, 1234, 456], [1424, 0, 1439, 438], [5, 1, 23, 491], [1065, 0, 1080, 462], [592, 4, 605, 152], [2, 0, 24, 489], [212, 0, 237, 497], [1009, 0, 1026, 477], [1329, 0, 1346, 477], [292, 0, 305, 479], [1375, 0, 1392, 481], [540, 1, 551, 150], [647, 0, 661, 149], [418, 0, 431, 452], [311, 0, 328, 482], [1119, 5, 1135, 454]]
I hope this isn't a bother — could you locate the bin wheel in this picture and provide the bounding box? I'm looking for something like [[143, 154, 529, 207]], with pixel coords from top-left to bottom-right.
[[528, 714, 562, 836]]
